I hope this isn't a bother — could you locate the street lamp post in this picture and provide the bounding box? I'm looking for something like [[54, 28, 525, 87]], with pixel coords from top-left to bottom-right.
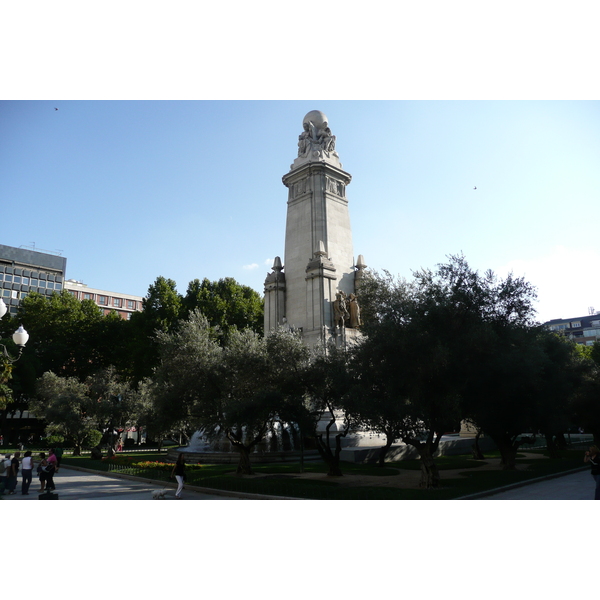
[[0, 298, 29, 362]]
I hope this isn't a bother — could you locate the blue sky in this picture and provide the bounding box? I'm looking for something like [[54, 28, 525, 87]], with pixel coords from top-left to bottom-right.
[[1, 100, 599, 323]]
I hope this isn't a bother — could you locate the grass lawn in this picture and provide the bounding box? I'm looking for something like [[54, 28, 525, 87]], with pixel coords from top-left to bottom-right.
[[59, 445, 588, 500]]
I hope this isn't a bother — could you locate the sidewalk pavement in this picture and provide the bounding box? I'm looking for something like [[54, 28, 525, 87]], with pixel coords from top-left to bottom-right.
[[467, 468, 597, 500], [0, 466, 239, 500], [4, 464, 596, 501]]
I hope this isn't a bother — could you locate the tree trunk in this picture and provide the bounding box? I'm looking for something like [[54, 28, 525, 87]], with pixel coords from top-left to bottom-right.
[[545, 433, 560, 459], [491, 435, 519, 470], [418, 446, 440, 488], [378, 435, 394, 467], [314, 429, 347, 476], [471, 429, 485, 460], [235, 445, 253, 475], [404, 432, 443, 489]]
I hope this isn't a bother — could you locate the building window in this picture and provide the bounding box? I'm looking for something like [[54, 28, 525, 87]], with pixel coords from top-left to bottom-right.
[[22, 277, 29, 285], [55, 283, 62, 291], [99, 296, 107, 305], [571, 321, 581, 328], [30, 279, 38, 287], [83, 293, 93, 300], [113, 298, 121, 308], [127, 300, 135, 309]]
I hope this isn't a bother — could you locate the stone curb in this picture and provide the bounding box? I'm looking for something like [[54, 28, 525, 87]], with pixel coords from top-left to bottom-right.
[[457, 466, 589, 500], [60, 464, 299, 500]]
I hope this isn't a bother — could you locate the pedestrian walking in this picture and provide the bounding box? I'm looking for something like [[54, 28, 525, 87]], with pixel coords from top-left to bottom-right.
[[45, 448, 58, 491], [584, 445, 600, 500], [55, 447, 64, 472], [38, 452, 48, 492], [21, 450, 34, 495], [170, 453, 186, 499], [0, 453, 9, 494], [6, 451, 20, 494]]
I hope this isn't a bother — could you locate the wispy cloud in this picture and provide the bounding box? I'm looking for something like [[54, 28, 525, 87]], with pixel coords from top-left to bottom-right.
[[243, 263, 259, 270]]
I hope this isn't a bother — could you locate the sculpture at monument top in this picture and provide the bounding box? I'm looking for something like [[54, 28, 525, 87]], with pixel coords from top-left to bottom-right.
[[297, 110, 338, 159]]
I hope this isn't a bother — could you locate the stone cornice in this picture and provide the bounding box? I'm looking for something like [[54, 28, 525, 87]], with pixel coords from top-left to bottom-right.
[[282, 162, 352, 188]]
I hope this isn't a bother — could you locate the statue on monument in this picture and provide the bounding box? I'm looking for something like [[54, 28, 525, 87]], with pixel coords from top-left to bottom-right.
[[348, 293, 362, 328], [319, 127, 336, 153], [333, 291, 350, 329], [297, 111, 338, 159]]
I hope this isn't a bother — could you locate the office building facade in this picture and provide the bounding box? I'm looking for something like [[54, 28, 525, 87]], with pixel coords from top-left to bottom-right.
[[0, 244, 67, 315]]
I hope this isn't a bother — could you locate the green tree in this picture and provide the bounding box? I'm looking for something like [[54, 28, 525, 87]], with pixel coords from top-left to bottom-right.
[[355, 255, 541, 484], [429, 256, 541, 470], [87, 366, 141, 455], [128, 277, 183, 383], [151, 311, 305, 474], [534, 332, 586, 456], [182, 277, 263, 338], [354, 268, 467, 487], [32, 371, 97, 455], [16, 290, 128, 383], [570, 342, 600, 446], [304, 343, 354, 477], [150, 310, 222, 444]]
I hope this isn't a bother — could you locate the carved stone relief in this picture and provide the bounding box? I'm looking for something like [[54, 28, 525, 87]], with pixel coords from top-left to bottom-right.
[[325, 176, 345, 197]]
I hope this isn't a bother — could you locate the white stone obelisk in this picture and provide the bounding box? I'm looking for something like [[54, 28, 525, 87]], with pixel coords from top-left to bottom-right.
[[264, 110, 365, 347]]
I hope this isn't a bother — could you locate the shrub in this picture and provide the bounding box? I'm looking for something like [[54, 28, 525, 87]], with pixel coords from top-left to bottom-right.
[[84, 430, 103, 448], [41, 434, 65, 446]]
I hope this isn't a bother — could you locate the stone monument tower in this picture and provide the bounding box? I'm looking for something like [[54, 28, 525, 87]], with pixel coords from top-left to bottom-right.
[[264, 110, 366, 346]]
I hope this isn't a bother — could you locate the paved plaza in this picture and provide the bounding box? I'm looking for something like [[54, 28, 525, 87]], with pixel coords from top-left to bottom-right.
[[1, 466, 239, 500], [473, 468, 596, 500], [2, 463, 597, 501]]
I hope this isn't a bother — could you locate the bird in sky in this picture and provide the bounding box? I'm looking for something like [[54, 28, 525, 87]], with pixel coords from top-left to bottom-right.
[[54, 107, 59, 111], [473, 186, 477, 190]]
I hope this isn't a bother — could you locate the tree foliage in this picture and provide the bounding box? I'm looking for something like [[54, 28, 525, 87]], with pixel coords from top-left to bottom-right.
[[32, 371, 97, 455], [182, 277, 263, 338], [150, 311, 305, 473], [353, 255, 548, 483]]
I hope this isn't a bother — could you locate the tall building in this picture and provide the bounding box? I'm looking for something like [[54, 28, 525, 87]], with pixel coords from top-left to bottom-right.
[[264, 110, 366, 347], [0, 244, 67, 315], [65, 280, 143, 319]]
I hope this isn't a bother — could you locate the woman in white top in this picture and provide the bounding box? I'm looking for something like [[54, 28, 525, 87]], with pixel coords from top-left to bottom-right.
[[20, 450, 34, 495]]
